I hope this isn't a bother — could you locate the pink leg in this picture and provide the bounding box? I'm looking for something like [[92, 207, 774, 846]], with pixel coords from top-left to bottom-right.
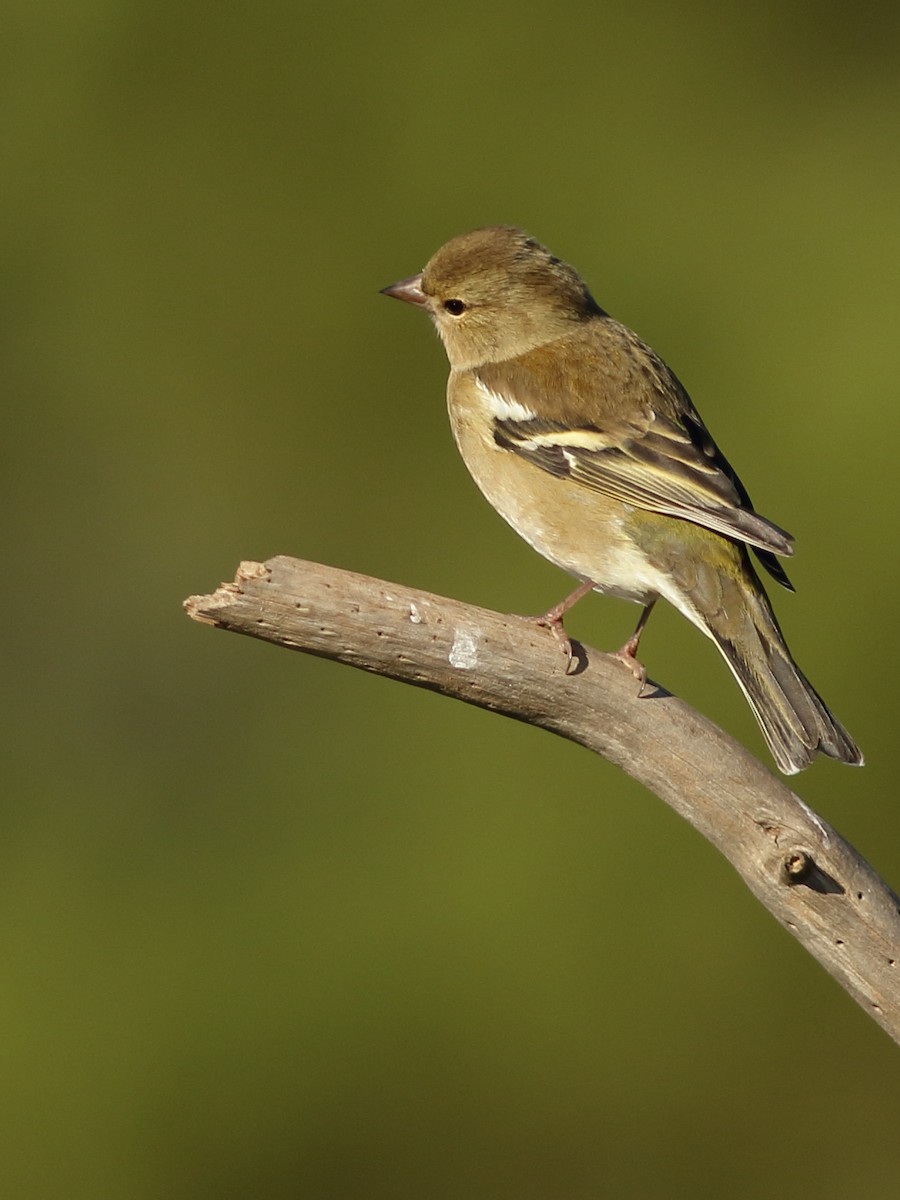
[[613, 600, 657, 694], [536, 580, 596, 673]]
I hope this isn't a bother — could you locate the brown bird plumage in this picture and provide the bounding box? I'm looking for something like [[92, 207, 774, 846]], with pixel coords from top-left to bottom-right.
[[382, 225, 862, 774]]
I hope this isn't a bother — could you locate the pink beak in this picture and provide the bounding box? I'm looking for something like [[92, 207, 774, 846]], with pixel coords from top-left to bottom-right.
[[380, 272, 428, 308]]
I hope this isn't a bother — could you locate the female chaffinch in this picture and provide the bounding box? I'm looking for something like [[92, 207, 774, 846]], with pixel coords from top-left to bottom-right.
[[383, 225, 862, 774]]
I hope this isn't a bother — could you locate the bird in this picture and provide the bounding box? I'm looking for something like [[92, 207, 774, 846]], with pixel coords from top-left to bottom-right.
[[381, 225, 862, 774]]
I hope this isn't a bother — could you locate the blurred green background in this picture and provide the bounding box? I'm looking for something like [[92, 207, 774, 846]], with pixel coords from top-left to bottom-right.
[[4, 1, 899, 1196]]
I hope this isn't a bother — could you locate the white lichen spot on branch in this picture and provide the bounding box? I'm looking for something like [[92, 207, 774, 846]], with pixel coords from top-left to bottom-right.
[[449, 627, 479, 669]]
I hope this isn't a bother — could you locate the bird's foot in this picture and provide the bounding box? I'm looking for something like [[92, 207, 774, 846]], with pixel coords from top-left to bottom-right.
[[535, 580, 596, 675], [612, 638, 649, 696], [536, 611, 578, 675], [612, 599, 657, 697]]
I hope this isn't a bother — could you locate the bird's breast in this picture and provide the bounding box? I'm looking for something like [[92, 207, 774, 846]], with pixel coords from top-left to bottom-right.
[[446, 371, 665, 606]]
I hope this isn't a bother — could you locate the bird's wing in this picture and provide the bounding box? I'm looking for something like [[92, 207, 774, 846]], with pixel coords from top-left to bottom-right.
[[476, 353, 794, 586]]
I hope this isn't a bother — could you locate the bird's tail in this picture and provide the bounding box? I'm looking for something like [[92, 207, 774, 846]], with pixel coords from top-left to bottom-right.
[[703, 579, 863, 775]]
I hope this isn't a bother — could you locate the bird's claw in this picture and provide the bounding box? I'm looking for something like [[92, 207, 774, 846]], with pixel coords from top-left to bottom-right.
[[536, 613, 577, 673], [613, 643, 649, 697]]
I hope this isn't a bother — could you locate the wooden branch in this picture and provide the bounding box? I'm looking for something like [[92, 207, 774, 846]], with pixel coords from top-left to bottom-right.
[[185, 555, 900, 1043]]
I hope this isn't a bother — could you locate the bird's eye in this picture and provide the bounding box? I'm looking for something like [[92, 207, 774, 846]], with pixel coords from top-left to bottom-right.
[[442, 299, 466, 316]]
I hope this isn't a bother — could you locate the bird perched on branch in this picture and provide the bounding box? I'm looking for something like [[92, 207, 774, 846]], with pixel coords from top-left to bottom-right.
[[382, 225, 862, 774]]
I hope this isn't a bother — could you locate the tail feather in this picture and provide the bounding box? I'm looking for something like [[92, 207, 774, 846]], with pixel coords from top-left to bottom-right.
[[709, 588, 863, 775]]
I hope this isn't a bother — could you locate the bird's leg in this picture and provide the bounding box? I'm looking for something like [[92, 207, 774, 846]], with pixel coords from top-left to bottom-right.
[[536, 580, 596, 673], [613, 599, 657, 696]]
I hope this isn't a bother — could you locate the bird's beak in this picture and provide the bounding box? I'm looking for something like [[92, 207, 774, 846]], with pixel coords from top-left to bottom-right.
[[380, 273, 428, 308]]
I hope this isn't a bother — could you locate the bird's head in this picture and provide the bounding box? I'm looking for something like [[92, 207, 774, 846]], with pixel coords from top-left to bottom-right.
[[382, 226, 602, 369]]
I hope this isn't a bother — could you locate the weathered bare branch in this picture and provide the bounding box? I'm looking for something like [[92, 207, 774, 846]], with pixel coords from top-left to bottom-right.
[[185, 555, 900, 1043]]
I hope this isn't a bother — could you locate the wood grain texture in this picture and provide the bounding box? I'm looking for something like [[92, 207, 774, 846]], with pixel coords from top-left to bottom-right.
[[185, 555, 900, 1043]]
